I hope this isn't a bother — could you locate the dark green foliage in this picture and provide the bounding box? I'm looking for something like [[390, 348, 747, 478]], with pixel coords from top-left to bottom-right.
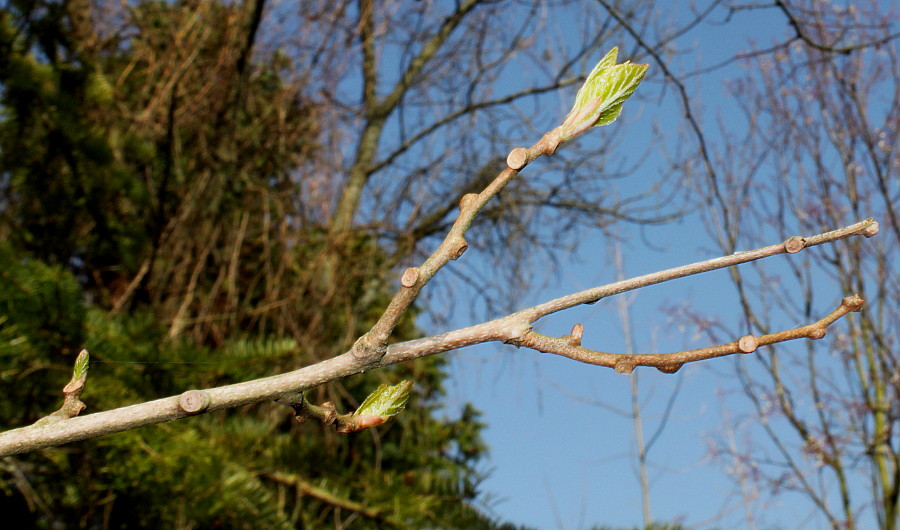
[[0, 1, 504, 527], [0, 260, 494, 526]]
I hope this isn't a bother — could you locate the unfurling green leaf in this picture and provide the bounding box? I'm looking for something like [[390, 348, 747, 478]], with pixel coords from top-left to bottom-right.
[[354, 380, 414, 419], [559, 46, 649, 141], [72, 349, 90, 381], [63, 349, 90, 394]]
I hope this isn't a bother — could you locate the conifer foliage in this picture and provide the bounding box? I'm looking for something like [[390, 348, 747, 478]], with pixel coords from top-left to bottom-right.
[[0, 1, 499, 526]]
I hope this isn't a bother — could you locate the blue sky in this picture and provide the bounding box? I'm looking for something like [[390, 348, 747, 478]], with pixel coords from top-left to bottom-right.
[[425, 3, 889, 529]]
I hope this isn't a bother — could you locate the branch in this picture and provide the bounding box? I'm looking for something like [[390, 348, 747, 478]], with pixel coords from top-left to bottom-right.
[[0, 46, 878, 457], [370, 79, 579, 174], [517, 295, 865, 375], [330, 0, 483, 233], [349, 131, 562, 362], [774, 0, 900, 55], [0, 218, 878, 456], [260, 471, 401, 527]]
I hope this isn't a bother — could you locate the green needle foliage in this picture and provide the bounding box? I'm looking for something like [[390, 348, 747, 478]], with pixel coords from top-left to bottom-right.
[[0, 1, 504, 527]]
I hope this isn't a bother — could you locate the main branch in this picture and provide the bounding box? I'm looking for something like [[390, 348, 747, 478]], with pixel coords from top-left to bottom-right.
[[0, 218, 877, 457]]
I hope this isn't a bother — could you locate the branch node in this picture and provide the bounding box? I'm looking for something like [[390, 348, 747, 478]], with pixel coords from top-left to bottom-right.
[[738, 335, 759, 353], [784, 236, 806, 253], [614, 358, 636, 374], [319, 402, 338, 425], [400, 267, 420, 288], [178, 390, 211, 414], [808, 327, 826, 340], [450, 238, 468, 260], [459, 193, 478, 211], [842, 294, 864, 311], [567, 323, 584, 346], [351, 335, 387, 361], [540, 129, 561, 155], [657, 363, 682, 374], [506, 147, 528, 170]]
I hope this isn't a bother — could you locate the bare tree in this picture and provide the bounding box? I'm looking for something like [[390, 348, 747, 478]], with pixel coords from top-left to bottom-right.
[[665, 2, 899, 528]]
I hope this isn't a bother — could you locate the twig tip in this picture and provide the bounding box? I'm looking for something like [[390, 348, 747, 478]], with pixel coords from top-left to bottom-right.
[[863, 219, 879, 237], [842, 295, 864, 311]]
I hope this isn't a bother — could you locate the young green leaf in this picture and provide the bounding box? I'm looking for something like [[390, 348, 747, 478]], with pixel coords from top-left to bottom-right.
[[73, 349, 90, 381], [63, 349, 90, 394], [354, 380, 414, 419], [559, 46, 649, 141]]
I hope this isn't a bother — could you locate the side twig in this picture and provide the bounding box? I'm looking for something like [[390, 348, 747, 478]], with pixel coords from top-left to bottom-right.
[[516, 295, 864, 374], [34, 350, 90, 426]]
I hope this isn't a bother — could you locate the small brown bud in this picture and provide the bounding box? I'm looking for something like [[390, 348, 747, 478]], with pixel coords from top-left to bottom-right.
[[178, 390, 210, 414], [401, 267, 420, 287], [568, 323, 584, 346], [842, 295, 864, 311], [320, 402, 338, 425], [784, 236, 806, 254], [614, 359, 635, 374], [506, 148, 528, 170], [809, 328, 826, 340], [657, 363, 682, 374], [451, 239, 468, 260], [738, 335, 758, 353]]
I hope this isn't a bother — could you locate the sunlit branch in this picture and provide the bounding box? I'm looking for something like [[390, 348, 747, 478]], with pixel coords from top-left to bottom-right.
[[0, 218, 877, 457]]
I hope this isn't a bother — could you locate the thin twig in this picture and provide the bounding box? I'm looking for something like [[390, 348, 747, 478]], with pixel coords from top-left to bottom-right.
[[516, 295, 864, 374]]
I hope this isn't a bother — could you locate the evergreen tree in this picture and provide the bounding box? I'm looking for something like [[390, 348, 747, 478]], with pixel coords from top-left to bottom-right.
[[0, 1, 500, 526]]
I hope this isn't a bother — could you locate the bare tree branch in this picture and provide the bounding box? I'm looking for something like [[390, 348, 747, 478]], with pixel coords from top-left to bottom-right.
[[0, 217, 877, 457], [260, 471, 402, 527], [330, 0, 485, 234], [774, 0, 900, 54]]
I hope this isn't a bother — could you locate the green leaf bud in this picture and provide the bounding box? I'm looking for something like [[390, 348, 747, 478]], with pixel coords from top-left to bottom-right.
[[559, 47, 649, 141]]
